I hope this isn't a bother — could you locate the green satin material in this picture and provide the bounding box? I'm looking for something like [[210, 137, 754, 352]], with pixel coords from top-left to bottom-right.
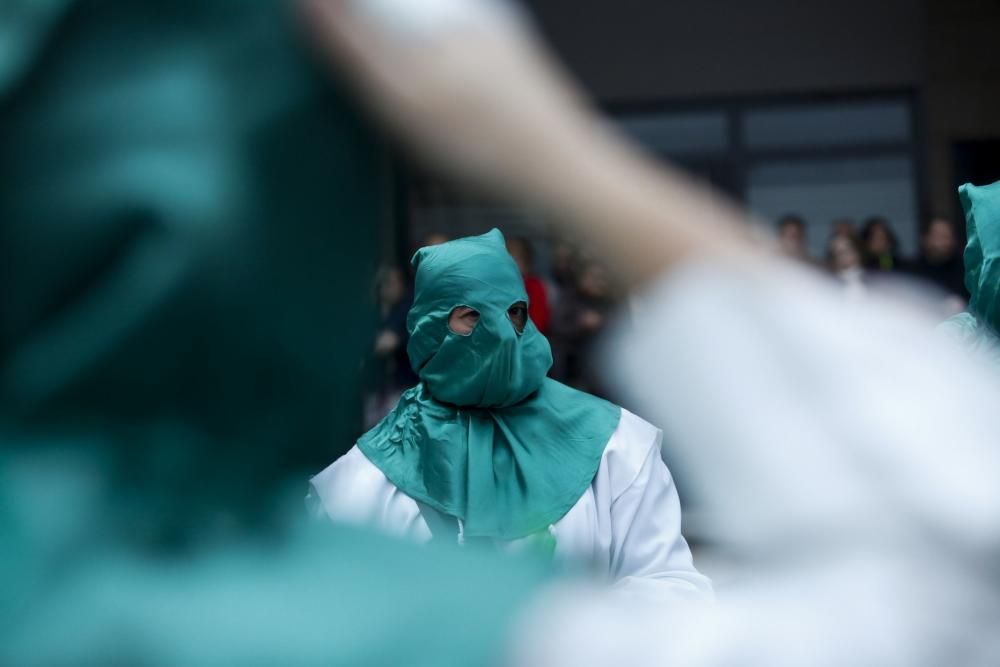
[[941, 181, 1000, 354], [358, 230, 621, 539], [408, 229, 553, 407]]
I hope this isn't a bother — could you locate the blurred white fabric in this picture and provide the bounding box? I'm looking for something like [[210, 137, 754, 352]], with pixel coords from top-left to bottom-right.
[[351, 0, 522, 37], [511, 260, 1000, 666]]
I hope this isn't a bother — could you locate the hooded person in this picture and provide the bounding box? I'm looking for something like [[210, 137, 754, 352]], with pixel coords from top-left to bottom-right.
[[938, 180, 1000, 364], [310, 229, 711, 600]]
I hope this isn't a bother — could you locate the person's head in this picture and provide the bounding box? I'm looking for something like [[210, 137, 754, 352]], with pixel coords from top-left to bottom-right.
[[827, 233, 863, 273], [422, 232, 450, 247], [861, 216, 899, 257], [775, 214, 807, 257], [577, 260, 610, 300], [831, 218, 858, 240], [505, 236, 534, 277], [922, 218, 958, 263], [550, 240, 577, 286], [376, 266, 407, 307], [407, 229, 551, 407]]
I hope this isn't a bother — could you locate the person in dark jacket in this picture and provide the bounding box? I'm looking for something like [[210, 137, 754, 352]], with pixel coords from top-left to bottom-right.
[[550, 259, 617, 396], [906, 217, 967, 300], [860, 216, 903, 272]]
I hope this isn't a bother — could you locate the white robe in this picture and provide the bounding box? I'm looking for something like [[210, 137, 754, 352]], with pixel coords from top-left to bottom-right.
[[309, 408, 712, 601]]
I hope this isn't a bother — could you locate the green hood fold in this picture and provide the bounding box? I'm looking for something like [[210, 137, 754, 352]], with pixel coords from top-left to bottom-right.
[[358, 230, 622, 540], [960, 180, 1000, 330], [939, 180, 1000, 360]]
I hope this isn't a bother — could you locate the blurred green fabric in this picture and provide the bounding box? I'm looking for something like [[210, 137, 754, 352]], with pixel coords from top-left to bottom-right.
[[939, 180, 1000, 362], [1, 0, 382, 541], [0, 456, 547, 665], [0, 2, 547, 664]]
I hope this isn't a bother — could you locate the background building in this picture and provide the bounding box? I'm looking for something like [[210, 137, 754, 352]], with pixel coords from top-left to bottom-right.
[[389, 0, 1000, 265]]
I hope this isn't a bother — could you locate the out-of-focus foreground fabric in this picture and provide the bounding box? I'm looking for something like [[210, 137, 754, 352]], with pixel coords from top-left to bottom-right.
[[0, 0, 381, 541], [0, 2, 547, 664]]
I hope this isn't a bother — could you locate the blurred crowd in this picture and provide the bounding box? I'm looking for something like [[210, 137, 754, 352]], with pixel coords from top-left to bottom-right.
[[368, 213, 969, 426], [365, 233, 625, 426], [776, 213, 968, 310]]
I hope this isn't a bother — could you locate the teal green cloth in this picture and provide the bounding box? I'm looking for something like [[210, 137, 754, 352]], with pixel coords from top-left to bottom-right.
[[1, 448, 550, 666], [0, 0, 71, 96], [358, 230, 622, 540], [1, 5, 549, 665], [0, 0, 382, 540], [940, 181, 1000, 359]]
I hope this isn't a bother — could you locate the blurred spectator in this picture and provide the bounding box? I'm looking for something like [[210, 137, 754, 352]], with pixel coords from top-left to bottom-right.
[[831, 217, 858, 240], [422, 232, 450, 247], [861, 216, 902, 272], [551, 239, 578, 292], [775, 213, 810, 261], [906, 218, 968, 301], [550, 259, 616, 396], [826, 232, 868, 300], [506, 236, 553, 334], [366, 266, 418, 427]]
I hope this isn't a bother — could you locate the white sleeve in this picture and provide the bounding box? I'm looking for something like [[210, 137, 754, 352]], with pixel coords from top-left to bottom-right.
[[308, 446, 382, 525], [307, 446, 431, 541], [604, 414, 712, 602]]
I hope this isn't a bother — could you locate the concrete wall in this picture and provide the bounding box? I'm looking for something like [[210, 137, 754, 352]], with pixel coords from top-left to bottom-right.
[[923, 0, 1000, 218], [527, 0, 1000, 221], [527, 0, 925, 101]]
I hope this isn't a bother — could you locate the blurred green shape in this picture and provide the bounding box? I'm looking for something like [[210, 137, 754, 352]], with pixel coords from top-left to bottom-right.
[[0, 0, 383, 542], [0, 456, 547, 666], [940, 180, 1000, 361], [0, 2, 549, 664]]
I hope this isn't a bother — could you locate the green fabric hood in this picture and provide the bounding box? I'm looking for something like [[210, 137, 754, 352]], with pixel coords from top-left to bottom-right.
[[939, 180, 1000, 362], [358, 230, 622, 540]]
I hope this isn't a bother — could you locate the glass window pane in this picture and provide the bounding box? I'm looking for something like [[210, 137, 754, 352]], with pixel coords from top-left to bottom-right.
[[747, 156, 918, 258], [745, 101, 911, 150], [616, 111, 729, 155]]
